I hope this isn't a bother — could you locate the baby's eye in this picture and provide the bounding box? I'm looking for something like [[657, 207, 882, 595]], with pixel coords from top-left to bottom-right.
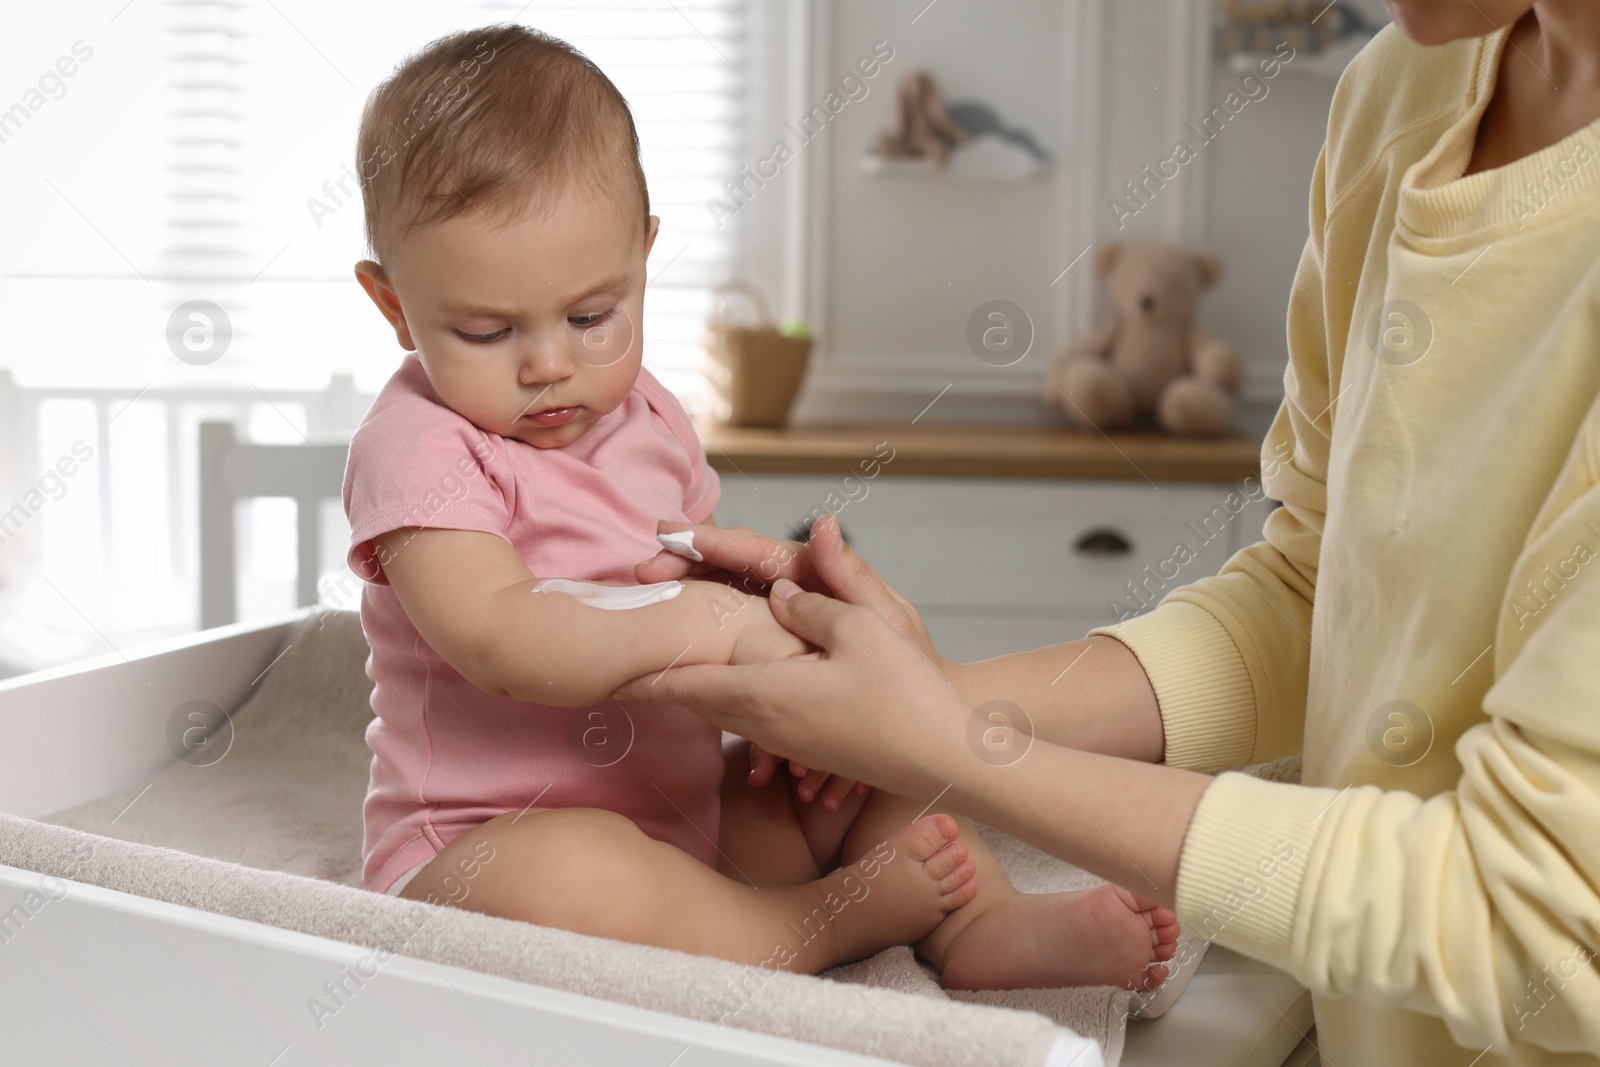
[[568, 309, 615, 329], [456, 328, 509, 344]]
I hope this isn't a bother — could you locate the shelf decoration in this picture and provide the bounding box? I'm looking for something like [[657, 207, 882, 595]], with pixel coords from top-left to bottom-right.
[[703, 279, 812, 428], [1214, 0, 1375, 67], [860, 70, 1049, 183]]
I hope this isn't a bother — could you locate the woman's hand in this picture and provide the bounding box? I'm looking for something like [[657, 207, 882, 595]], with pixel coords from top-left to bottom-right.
[[625, 580, 1211, 916], [637, 513, 949, 672], [615, 578, 965, 798]]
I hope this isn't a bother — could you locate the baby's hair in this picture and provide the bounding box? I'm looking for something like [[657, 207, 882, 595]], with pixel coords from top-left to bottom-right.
[[355, 24, 650, 267]]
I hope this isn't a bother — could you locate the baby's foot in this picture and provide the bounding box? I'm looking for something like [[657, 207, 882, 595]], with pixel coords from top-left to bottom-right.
[[939, 883, 1180, 991], [815, 814, 978, 966]]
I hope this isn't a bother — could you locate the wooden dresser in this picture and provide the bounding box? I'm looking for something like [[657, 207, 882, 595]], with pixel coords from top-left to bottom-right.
[[699, 424, 1272, 661]]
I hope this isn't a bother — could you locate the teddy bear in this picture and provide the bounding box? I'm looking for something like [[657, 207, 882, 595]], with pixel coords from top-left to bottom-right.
[[1045, 242, 1243, 436]]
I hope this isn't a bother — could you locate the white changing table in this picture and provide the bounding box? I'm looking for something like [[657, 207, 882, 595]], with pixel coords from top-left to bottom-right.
[[0, 611, 1315, 1066]]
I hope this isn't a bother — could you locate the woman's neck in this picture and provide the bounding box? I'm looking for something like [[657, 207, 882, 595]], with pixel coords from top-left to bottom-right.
[[1465, 1, 1600, 175], [1528, 0, 1600, 87]]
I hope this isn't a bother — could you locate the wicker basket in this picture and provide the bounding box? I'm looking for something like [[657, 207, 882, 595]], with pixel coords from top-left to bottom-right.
[[702, 279, 812, 428]]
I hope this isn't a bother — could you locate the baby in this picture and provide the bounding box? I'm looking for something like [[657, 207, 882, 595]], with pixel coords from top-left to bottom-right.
[[343, 23, 1178, 991]]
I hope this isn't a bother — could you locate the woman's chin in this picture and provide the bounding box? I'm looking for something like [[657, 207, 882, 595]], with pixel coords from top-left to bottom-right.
[[1385, 0, 1529, 46]]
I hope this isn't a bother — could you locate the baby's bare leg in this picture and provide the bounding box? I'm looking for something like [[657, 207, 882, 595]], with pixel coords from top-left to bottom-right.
[[716, 738, 870, 886], [838, 792, 1181, 991], [400, 804, 975, 973], [711, 741, 1177, 989]]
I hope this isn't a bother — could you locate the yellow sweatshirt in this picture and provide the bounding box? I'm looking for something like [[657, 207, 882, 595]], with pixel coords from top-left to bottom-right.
[[1090, 25, 1600, 1066]]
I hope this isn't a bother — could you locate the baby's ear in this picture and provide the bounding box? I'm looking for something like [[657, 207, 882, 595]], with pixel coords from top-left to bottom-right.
[[354, 260, 416, 350], [644, 214, 661, 257]]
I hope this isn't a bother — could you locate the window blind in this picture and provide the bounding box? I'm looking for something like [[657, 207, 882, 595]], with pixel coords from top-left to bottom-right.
[[0, 1, 751, 668], [0, 0, 750, 407]]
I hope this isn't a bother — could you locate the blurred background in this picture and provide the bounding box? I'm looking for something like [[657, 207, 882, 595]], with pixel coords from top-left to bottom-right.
[[0, 0, 1389, 677]]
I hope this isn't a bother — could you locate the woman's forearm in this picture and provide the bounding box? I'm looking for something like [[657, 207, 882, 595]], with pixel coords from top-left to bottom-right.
[[611, 581, 1201, 902], [920, 720, 1211, 908], [947, 635, 1166, 763], [636, 520, 1168, 760]]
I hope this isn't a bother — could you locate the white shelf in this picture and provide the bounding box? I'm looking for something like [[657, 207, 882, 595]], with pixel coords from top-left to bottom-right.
[[858, 131, 1050, 184], [1224, 32, 1373, 78]]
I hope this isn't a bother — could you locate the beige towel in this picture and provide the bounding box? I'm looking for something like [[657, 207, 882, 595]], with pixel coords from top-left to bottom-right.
[[43, 611, 1289, 1065]]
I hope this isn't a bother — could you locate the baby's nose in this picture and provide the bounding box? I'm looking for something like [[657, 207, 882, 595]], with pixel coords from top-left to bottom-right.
[[521, 347, 576, 384]]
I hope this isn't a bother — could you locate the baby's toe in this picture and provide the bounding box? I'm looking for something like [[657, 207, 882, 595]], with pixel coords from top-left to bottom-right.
[[922, 841, 969, 881], [896, 814, 960, 862], [936, 856, 976, 892], [937, 862, 980, 909]]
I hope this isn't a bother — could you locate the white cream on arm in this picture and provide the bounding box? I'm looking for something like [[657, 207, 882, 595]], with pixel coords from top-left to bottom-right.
[[531, 578, 684, 610], [656, 530, 703, 562]]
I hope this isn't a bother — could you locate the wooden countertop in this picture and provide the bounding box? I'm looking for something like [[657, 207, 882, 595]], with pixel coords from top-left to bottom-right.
[[696, 423, 1262, 483]]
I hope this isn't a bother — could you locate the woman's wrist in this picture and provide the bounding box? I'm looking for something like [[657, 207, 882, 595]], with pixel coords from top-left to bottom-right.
[[937, 653, 964, 688], [891, 687, 986, 801], [943, 657, 981, 706]]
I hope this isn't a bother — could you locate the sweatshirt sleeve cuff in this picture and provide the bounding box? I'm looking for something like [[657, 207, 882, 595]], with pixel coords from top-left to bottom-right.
[[1174, 771, 1342, 973], [1088, 601, 1257, 770]]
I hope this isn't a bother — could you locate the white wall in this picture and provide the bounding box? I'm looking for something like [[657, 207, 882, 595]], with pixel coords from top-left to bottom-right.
[[788, 0, 1084, 424], [776, 0, 1389, 431]]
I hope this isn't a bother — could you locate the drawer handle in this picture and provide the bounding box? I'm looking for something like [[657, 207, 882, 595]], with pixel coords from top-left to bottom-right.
[[790, 516, 850, 545], [1074, 527, 1133, 556]]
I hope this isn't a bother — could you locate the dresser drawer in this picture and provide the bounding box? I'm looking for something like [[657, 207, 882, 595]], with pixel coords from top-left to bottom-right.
[[922, 609, 1115, 663], [714, 473, 1263, 616]]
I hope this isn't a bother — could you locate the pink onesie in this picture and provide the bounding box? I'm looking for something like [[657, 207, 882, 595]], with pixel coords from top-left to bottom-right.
[[343, 353, 722, 894]]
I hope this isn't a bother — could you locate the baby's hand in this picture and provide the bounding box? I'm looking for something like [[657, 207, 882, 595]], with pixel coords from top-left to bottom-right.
[[748, 742, 870, 810], [725, 589, 812, 666]]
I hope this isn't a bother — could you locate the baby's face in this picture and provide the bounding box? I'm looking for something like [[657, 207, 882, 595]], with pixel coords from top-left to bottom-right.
[[371, 184, 657, 449]]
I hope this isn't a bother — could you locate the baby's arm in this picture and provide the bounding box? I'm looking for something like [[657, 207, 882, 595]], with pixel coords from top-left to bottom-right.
[[372, 526, 805, 706]]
